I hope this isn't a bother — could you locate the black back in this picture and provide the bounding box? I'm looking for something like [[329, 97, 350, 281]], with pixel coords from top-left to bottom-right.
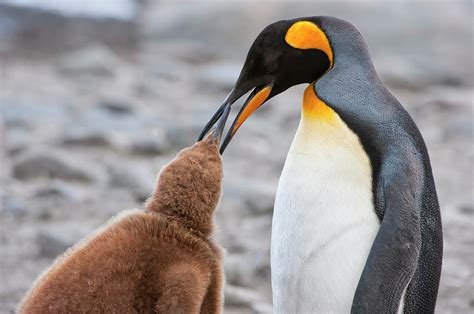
[[311, 16, 443, 313]]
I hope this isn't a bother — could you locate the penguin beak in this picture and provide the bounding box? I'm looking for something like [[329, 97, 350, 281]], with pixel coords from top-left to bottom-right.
[[220, 84, 272, 153], [198, 83, 273, 154]]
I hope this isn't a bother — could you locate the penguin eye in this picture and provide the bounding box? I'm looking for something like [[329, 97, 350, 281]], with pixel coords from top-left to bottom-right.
[[264, 55, 280, 74]]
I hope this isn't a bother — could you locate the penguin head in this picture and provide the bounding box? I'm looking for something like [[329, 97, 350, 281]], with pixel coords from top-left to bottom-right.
[[199, 17, 336, 152]]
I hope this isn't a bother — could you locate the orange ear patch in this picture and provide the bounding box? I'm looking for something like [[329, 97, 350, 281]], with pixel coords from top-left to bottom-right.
[[285, 21, 333, 67]]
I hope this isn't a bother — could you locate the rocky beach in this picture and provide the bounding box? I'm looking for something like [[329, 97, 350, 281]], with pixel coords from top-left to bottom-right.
[[1, 1, 473, 313]]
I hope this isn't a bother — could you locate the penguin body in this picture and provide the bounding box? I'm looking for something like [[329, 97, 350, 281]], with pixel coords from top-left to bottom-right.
[[272, 85, 380, 313], [19, 136, 225, 314], [315, 18, 442, 313], [199, 16, 442, 314]]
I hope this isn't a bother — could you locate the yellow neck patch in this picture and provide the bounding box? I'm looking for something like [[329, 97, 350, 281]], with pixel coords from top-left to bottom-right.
[[285, 21, 333, 67], [302, 84, 337, 123]]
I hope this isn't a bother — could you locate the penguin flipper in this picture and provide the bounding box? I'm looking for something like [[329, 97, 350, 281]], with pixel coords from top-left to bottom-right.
[[351, 158, 423, 313]]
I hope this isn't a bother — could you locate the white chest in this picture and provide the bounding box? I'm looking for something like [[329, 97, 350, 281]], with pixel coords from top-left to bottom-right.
[[271, 96, 380, 313]]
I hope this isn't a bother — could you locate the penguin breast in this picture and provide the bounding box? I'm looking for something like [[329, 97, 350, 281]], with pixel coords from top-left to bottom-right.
[[271, 85, 380, 313]]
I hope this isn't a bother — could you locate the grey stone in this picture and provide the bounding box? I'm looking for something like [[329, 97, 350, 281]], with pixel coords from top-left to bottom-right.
[[106, 165, 154, 203], [224, 254, 261, 287], [2, 100, 66, 125], [37, 232, 70, 258], [227, 180, 276, 215], [36, 230, 80, 258], [459, 205, 474, 216], [166, 123, 203, 148], [128, 138, 168, 156], [35, 182, 80, 200], [107, 166, 141, 189], [378, 57, 465, 91], [99, 99, 134, 116], [13, 153, 93, 182], [57, 45, 121, 77], [251, 302, 273, 314], [244, 188, 275, 216], [61, 131, 111, 147], [197, 62, 241, 91], [0, 197, 27, 218], [5, 129, 30, 156], [444, 116, 473, 140], [225, 285, 272, 314], [224, 285, 261, 307]]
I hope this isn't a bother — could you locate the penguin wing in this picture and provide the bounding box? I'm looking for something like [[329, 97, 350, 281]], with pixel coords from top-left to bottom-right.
[[351, 155, 423, 313]]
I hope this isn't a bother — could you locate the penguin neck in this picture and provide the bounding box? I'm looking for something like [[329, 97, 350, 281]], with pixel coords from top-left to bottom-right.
[[290, 83, 347, 155]]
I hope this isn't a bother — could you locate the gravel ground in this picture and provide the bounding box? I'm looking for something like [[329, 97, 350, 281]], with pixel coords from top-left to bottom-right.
[[1, 1, 473, 313]]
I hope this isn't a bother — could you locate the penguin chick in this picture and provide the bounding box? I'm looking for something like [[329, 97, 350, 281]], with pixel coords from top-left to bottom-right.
[[19, 135, 225, 314]]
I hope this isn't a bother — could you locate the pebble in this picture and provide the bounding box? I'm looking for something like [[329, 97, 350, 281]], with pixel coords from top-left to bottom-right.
[[36, 228, 85, 258], [57, 45, 121, 77], [226, 180, 276, 215], [98, 99, 135, 116], [128, 138, 168, 156], [197, 62, 241, 91], [34, 182, 81, 201], [165, 123, 203, 148], [224, 285, 262, 306], [13, 153, 93, 182], [0, 197, 27, 219], [225, 285, 272, 314], [444, 116, 473, 140], [244, 186, 275, 215], [224, 254, 264, 287], [106, 164, 154, 203], [61, 131, 111, 147]]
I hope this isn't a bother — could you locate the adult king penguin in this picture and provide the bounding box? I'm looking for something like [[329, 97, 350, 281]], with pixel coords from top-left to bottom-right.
[[199, 17, 442, 313]]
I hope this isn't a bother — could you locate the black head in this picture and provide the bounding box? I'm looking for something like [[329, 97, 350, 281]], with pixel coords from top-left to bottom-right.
[[199, 17, 335, 152]]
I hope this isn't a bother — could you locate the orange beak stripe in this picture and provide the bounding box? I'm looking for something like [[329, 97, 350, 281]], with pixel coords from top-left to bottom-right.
[[231, 86, 272, 135]]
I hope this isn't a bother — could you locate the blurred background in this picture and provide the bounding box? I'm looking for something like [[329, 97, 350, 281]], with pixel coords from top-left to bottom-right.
[[0, 0, 472, 313]]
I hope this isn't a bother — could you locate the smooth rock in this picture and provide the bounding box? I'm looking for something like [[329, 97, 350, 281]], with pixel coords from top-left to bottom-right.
[[61, 131, 111, 147], [98, 99, 134, 116], [225, 285, 272, 314], [197, 62, 241, 91], [244, 187, 275, 215], [37, 232, 70, 258], [444, 116, 473, 140], [0, 197, 27, 218], [251, 302, 273, 314], [224, 254, 261, 287], [106, 165, 154, 203], [379, 57, 466, 91], [224, 285, 262, 307], [166, 123, 203, 148], [13, 153, 93, 182], [57, 45, 121, 77], [5, 128, 30, 156], [128, 138, 168, 156], [226, 180, 276, 215], [459, 205, 474, 216], [35, 182, 81, 200], [107, 166, 142, 189], [36, 229, 82, 258]]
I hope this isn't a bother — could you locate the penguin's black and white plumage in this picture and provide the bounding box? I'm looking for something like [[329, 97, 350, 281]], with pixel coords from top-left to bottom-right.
[[199, 16, 442, 313]]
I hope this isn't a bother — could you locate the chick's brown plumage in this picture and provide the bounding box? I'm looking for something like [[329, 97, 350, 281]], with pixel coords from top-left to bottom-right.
[[19, 137, 224, 314]]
